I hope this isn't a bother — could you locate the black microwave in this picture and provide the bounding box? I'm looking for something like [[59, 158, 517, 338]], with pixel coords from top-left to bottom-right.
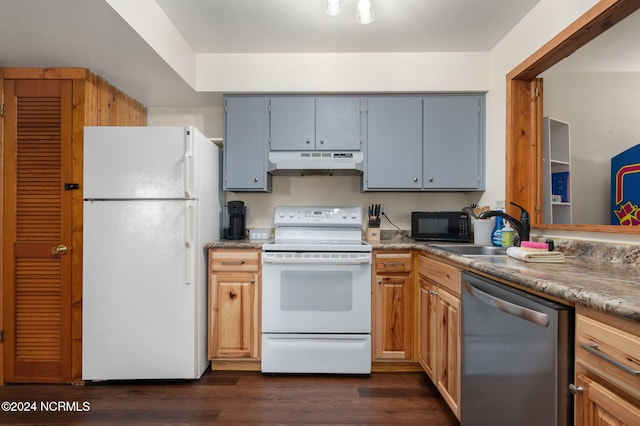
[[411, 211, 471, 242]]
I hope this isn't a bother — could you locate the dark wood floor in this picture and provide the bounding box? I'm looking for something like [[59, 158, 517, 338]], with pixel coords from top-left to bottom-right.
[[0, 369, 459, 425]]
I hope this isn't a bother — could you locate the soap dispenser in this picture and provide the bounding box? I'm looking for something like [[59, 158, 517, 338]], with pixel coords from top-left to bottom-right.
[[492, 214, 503, 247], [501, 221, 514, 248]]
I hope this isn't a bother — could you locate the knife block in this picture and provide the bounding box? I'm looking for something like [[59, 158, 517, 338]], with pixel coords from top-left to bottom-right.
[[366, 226, 380, 244]]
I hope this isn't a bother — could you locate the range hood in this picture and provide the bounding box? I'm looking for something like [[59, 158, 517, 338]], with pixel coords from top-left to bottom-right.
[[268, 151, 364, 175]]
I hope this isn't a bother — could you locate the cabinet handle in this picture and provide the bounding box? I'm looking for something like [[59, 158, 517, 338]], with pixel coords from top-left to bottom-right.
[[320, 139, 325, 144], [305, 138, 311, 144], [383, 261, 405, 267], [413, 177, 419, 183], [254, 177, 259, 182], [222, 261, 245, 265], [429, 290, 439, 296], [428, 177, 434, 182], [568, 384, 584, 395], [380, 277, 405, 285], [580, 342, 640, 376]]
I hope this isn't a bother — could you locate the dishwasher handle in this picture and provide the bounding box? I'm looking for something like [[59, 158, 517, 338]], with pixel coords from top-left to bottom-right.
[[463, 281, 549, 327]]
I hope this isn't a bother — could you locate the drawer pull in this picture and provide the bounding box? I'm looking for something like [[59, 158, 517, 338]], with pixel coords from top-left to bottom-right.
[[383, 262, 405, 267], [222, 260, 245, 265], [379, 277, 405, 285], [581, 342, 640, 376]]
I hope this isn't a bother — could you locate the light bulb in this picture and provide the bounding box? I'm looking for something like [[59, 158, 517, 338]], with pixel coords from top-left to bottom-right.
[[356, 0, 375, 24], [325, 0, 342, 16]]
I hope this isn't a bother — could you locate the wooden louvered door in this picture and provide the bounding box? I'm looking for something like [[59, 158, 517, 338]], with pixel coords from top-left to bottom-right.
[[3, 79, 73, 383]]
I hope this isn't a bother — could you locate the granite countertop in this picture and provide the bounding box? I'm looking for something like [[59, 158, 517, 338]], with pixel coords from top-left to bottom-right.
[[375, 237, 640, 323], [208, 237, 640, 323], [208, 240, 265, 249]]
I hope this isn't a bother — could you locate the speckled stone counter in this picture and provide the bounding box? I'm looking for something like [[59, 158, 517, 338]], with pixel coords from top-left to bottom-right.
[[207, 236, 640, 323], [207, 240, 265, 250], [374, 233, 640, 323]]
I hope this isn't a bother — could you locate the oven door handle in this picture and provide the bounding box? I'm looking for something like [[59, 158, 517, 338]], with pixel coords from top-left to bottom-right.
[[262, 254, 372, 265]]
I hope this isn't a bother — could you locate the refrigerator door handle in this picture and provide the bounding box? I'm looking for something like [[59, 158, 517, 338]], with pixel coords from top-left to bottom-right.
[[185, 201, 194, 285], [184, 134, 194, 198]]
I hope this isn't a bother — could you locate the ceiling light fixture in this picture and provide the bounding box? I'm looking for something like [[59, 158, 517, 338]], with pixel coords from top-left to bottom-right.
[[324, 0, 343, 16], [356, 0, 375, 24], [324, 0, 374, 24]]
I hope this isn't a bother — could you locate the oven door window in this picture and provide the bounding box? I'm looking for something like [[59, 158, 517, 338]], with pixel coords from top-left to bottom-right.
[[281, 271, 352, 311], [262, 260, 371, 333]]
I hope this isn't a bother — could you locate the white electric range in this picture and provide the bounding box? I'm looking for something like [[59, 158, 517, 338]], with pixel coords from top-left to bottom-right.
[[261, 206, 372, 374]]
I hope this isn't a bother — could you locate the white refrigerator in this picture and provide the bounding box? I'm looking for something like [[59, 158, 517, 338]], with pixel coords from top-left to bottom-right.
[[82, 126, 219, 381]]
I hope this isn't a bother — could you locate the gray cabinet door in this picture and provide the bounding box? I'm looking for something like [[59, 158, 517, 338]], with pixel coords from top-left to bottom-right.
[[224, 97, 270, 191], [316, 97, 362, 151], [365, 97, 423, 189], [269, 97, 315, 151], [423, 95, 484, 189], [270, 97, 361, 151]]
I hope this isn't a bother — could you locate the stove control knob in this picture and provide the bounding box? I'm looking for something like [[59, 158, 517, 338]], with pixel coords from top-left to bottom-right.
[[279, 211, 286, 218], [288, 211, 295, 218]]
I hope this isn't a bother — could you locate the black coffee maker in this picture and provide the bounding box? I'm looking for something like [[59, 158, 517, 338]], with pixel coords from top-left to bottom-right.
[[223, 201, 246, 240]]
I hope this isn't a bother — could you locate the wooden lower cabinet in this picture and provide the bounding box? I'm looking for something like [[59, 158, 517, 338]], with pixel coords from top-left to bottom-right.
[[417, 253, 461, 420], [208, 249, 260, 360], [372, 251, 414, 361], [575, 374, 640, 425], [573, 307, 640, 425], [418, 279, 436, 377]]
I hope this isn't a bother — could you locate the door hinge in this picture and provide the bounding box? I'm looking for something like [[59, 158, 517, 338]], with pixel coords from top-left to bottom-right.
[[0, 104, 5, 118], [0, 330, 3, 343], [534, 86, 540, 98]]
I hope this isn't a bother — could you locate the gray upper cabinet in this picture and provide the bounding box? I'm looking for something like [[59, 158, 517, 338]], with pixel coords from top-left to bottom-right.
[[222, 93, 485, 193], [223, 96, 271, 192], [316, 97, 362, 151], [364, 94, 485, 191], [270, 96, 362, 151], [364, 97, 423, 190], [423, 94, 485, 190]]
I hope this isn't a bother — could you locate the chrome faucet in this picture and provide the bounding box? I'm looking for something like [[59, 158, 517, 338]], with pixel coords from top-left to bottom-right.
[[478, 202, 530, 245]]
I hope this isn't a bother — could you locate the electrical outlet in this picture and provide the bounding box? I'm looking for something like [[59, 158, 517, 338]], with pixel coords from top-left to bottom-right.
[[380, 205, 386, 215], [495, 200, 505, 209]]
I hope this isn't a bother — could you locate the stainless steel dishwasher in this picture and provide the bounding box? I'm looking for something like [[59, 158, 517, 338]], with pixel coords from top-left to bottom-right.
[[461, 272, 574, 426]]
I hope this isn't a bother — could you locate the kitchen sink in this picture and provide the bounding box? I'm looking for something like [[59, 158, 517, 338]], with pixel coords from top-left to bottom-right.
[[430, 244, 508, 256]]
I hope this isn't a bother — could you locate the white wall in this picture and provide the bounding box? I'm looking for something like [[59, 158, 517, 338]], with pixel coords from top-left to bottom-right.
[[196, 52, 489, 93], [147, 0, 603, 232], [147, 106, 223, 138]]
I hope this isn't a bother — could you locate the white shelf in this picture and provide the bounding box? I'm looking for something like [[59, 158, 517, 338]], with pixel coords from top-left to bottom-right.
[[542, 117, 572, 224]]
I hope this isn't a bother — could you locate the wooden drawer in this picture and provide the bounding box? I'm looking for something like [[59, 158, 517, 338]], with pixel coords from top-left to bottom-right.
[[210, 249, 260, 272], [375, 252, 412, 273], [417, 254, 460, 297], [576, 313, 640, 401]]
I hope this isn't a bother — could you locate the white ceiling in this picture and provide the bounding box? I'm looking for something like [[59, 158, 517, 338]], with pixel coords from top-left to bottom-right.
[[0, 0, 544, 107], [154, 0, 541, 53]]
